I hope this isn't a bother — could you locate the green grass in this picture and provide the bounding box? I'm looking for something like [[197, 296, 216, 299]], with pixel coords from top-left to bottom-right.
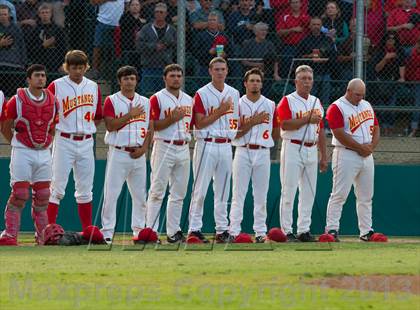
[[0, 234, 419, 310]]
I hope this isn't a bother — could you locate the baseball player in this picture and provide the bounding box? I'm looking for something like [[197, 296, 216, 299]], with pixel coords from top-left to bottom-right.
[[46, 50, 102, 231], [324, 78, 387, 242], [188, 57, 240, 243], [0, 64, 58, 245], [229, 68, 280, 243], [146, 64, 192, 243], [100, 66, 152, 244], [276, 65, 328, 242]]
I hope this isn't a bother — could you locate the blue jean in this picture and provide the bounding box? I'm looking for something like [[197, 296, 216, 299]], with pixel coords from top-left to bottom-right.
[[281, 45, 298, 77], [411, 83, 420, 130], [93, 22, 116, 48], [139, 68, 164, 96]]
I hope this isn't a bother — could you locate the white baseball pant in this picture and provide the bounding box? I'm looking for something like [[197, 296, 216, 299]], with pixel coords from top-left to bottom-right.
[[229, 147, 270, 237], [279, 140, 318, 235], [188, 140, 232, 234], [49, 133, 94, 204], [326, 148, 374, 236], [100, 147, 147, 239], [146, 140, 190, 236], [10, 147, 52, 184]]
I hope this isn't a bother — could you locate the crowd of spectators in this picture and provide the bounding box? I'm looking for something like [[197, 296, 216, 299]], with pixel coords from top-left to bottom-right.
[[0, 0, 419, 134]]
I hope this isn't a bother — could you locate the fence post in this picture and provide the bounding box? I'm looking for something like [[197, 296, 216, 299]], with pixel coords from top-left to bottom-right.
[[355, 0, 365, 79], [177, 1, 186, 89]]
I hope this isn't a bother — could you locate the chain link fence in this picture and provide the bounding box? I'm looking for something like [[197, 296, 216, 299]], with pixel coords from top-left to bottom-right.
[[1, 0, 419, 163]]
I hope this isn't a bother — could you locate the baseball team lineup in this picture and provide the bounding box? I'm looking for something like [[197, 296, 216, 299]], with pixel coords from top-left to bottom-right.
[[0, 49, 389, 246]]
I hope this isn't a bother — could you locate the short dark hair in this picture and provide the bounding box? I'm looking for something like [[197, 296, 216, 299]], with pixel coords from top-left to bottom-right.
[[27, 64, 46, 78], [163, 64, 183, 77], [116, 65, 139, 81], [209, 57, 227, 69], [244, 68, 264, 82], [0, 4, 10, 13]]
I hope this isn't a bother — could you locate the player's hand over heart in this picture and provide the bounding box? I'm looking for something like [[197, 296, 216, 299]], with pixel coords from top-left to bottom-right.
[[130, 146, 147, 159], [129, 105, 144, 118], [252, 111, 269, 125], [218, 97, 233, 115], [170, 106, 185, 122], [307, 113, 322, 124]]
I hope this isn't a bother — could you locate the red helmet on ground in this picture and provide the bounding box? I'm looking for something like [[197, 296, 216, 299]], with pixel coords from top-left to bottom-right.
[[234, 233, 253, 243], [267, 227, 287, 242], [81, 225, 105, 244], [135, 228, 158, 243], [319, 233, 335, 242]]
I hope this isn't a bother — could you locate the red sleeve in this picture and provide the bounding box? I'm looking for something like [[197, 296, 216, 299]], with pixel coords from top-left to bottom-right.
[[326, 104, 344, 129], [5, 97, 17, 120], [272, 105, 280, 128], [47, 82, 56, 95], [149, 95, 160, 121], [386, 10, 397, 27], [373, 111, 379, 126], [103, 97, 116, 118], [94, 86, 102, 120], [193, 93, 206, 115], [277, 97, 292, 128], [320, 120, 325, 129]]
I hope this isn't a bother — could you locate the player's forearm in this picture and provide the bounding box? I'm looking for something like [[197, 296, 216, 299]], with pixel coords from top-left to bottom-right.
[[1, 121, 13, 143], [318, 128, 327, 159], [235, 118, 257, 139], [272, 127, 280, 141], [280, 117, 308, 130], [153, 117, 176, 131], [332, 128, 364, 151], [104, 114, 131, 132], [194, 110, 224, 129]]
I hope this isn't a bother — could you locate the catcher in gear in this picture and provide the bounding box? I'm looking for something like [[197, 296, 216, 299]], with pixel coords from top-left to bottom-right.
[[43, 224, 106, 246], [0, 65, 58, 246]]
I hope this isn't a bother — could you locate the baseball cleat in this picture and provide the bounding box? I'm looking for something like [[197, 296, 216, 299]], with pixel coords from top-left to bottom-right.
[[167, 231, 186, 243], [215, 230, 231, 243], [0, 235, 18, 246], [286, 233, 299, 242], [104, 238, 112, 245], [188, 231, 209, 243], [360, 231, 388, 242], [297, 232, 316, 242], [255, 236, 266, 243]]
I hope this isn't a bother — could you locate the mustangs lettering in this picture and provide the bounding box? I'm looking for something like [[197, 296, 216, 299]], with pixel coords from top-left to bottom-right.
[[331, 97, 377, 147], [48, 76, 100, 134]]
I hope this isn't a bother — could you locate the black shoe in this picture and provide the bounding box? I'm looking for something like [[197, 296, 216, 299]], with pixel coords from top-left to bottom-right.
[[327, 230, 340, 242], [189, 231, 209, 243], [167, 231, 186, 243], [255, 236, 266, 243], [215, 230, 231, 243], [297, 232, 316, 242], [286, 233, 299, 242], [360, 230, 374, 242]]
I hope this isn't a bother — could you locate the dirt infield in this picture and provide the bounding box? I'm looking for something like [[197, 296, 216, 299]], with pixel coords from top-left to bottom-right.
[[310, 275, 420, 295]]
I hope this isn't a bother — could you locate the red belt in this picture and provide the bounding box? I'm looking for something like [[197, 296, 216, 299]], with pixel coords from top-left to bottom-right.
[[204, 138, 231, 143], [163, 140, 188, 146], [60, 132, 92, 141], [290, 139, 317, 147], [243, 144, 266, 149], [115, 146, 141, 152]]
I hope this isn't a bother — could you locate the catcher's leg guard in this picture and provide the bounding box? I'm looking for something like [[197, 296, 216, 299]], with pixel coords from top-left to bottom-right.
[[32, 182, 50, 244], [0, 182, 29, 244]]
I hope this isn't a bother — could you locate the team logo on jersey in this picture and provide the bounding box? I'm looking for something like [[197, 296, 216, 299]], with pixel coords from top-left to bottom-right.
[[348, 110, 374, 133], [163, 106, 192, 118], [208, 105, 234, 116], [62, 94, 94, 117], [295, 109, 322, 120]]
